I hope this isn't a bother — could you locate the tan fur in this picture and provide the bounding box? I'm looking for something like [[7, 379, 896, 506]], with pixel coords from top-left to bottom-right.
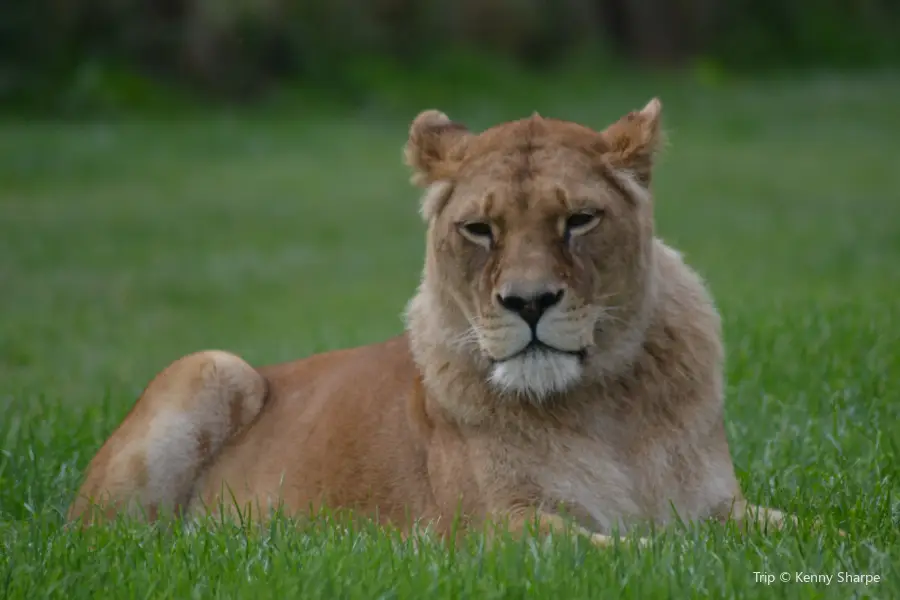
[[68, 100, 817, 544]]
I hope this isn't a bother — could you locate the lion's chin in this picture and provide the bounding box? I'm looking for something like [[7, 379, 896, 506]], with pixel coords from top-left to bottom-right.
[[487, 348, 583, 400]]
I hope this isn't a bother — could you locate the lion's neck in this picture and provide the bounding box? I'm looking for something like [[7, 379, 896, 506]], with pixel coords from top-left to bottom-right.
[[404, 243, 663, 425]]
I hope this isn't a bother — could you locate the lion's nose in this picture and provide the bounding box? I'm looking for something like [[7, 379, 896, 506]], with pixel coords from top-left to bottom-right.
[[497, 288, 564, 328]]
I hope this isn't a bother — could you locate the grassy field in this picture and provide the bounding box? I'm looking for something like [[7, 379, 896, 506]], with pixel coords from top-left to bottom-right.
[[1, 71, 899, 598]]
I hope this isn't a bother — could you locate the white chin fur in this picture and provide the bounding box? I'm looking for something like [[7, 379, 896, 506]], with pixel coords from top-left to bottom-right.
[[488, 351, 583, 400]]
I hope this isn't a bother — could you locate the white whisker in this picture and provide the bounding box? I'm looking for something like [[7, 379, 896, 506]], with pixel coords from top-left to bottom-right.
[[447, 326, 480, 351]]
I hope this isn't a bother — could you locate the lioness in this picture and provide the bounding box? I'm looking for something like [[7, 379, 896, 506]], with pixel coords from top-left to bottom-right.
[[68, 99, 794, 545]]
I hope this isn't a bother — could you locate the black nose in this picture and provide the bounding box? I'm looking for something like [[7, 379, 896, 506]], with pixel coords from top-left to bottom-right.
[[497, 289, 564, 328]]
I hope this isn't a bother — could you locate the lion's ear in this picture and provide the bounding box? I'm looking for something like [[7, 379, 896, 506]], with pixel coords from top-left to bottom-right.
[[597, 98, 664, 186], [404, 109, 471, 187]]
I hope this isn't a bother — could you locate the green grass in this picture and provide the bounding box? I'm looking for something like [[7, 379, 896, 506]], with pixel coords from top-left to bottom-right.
[[2, 71, 899, 598]]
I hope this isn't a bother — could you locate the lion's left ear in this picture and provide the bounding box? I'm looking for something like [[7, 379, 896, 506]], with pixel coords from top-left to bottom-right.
[[404, 109, 471, 187], [597, 98, 665, 187]]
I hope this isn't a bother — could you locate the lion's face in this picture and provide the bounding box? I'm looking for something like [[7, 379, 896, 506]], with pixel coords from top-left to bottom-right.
[[405, 101, 664, 399]]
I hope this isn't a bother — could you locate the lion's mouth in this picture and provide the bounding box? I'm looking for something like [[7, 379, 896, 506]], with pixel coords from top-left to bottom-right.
[[495, 340, 587, 363]]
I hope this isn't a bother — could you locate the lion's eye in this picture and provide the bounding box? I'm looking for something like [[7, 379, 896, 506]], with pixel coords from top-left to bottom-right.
[[564, 211, 601, 238], [458, 221, 493, 246], [463, 222, 492, 237]]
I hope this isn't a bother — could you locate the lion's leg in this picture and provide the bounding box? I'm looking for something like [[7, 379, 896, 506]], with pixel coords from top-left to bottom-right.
[[740, 502, 798, 531], [716, 497, 799, 532], [487, 507, 648, 548], [731, 500, 846, 535], [67, 351, 267, 525]]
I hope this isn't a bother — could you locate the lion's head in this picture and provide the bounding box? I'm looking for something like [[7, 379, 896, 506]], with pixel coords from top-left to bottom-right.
[[404, 100, 665, 401]]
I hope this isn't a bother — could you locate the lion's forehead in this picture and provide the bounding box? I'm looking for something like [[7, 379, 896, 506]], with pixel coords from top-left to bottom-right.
[[450, 162, 609, 223], [440, 118, 621, 226], [461, 138, 595, 180], [466, 114, 600, 155], [455, 137, 598, 194]]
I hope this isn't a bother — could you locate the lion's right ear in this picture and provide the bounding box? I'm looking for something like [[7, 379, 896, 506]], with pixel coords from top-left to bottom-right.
[[404, 110, 471, 187]]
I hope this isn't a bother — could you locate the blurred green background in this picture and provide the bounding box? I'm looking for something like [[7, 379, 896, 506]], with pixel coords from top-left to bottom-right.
[[2, 0, 900, 113]]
